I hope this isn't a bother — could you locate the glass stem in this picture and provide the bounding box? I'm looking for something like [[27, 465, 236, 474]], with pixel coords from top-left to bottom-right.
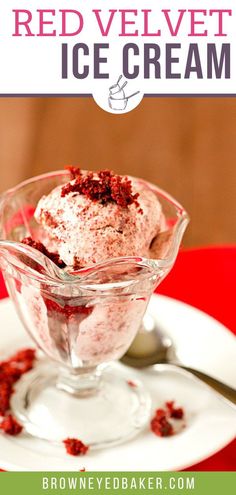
[[57, 366, 102, 397]]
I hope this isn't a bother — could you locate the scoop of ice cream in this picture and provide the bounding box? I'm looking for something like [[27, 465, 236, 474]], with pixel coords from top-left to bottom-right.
[[34, 170, 164, 268]]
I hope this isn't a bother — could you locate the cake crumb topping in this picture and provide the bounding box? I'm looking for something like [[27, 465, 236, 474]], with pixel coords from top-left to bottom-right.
[[21, 237, 66, 268], [62, 168, 142, 211]]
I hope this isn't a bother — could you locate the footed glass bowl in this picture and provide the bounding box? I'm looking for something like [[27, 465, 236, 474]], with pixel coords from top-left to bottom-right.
[[0, 171, 189, 448]]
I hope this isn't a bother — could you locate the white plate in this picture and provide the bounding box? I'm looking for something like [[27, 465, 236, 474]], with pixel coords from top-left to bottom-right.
[[0, 295, 235, 471]]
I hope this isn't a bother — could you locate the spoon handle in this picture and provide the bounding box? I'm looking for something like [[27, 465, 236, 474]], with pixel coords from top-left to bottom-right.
[[179, 365, 236, 405]]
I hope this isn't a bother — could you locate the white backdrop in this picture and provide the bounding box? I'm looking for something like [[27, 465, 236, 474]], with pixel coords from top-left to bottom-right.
[[0, 0, 235, 112]]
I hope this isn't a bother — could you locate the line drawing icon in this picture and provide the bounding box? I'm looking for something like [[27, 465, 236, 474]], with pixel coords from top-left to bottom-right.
[[108, 75, 140, 111]]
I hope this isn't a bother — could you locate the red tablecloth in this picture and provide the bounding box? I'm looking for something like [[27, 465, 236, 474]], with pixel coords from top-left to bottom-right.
[[0, 246, 235, 471]]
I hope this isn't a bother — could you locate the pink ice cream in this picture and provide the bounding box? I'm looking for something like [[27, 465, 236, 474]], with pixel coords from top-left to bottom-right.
[[16, 169, 167, 369], [34, 171, 164, 269]]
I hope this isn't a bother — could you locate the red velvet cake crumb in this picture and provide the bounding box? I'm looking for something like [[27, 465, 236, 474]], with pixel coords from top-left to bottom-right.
[[11, 348, 36, 363], [43, 211, 58, 228], [154, 408, 168, 421], [63, 438, 89, 456], [0, 382, 12, 416], [150, 401, 185, 437], [65, 165, 82, 179], [166, 400, 184, 419], [61, 169, 142, 211], [150, 414, 174, 437], [0, 363, 21, 385], [21, 237, 66, 268], [150, 408, 174, 437], [0, 415, 23, 435], [0, 348, 36, 417]]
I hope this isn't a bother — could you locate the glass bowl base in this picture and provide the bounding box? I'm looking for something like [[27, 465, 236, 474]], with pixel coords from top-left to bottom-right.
[[11, 362, 151, 449]]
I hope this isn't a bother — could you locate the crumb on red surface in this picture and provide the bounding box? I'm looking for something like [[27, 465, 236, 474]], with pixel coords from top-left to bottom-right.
[[61, 169, 142, 211], [166, 400, 184, 420], [0, 415, 23, 435], [63, 438, 89, 456], [21, 237, 66, 268]]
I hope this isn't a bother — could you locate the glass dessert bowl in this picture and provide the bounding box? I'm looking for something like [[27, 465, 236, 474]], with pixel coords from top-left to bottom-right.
[[0, 170, 189, 448]]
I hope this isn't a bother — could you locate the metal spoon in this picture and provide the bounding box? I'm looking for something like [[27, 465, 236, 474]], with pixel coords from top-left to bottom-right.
[[121, 316, 236, 406]]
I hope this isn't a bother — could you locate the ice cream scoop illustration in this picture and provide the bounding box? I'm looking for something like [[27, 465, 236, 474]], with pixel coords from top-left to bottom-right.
[[108, 75, 140, 111]]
